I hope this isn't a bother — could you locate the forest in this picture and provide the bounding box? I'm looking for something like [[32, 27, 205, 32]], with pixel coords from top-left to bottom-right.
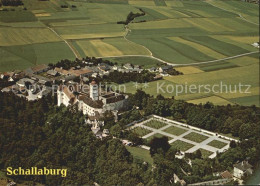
[[117, 9, 145, 25], [49, 57, 115, 70], [103, 70, 156, 84]]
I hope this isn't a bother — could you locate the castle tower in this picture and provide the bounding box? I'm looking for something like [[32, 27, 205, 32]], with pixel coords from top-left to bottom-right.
[[90, 80, 99, 100]]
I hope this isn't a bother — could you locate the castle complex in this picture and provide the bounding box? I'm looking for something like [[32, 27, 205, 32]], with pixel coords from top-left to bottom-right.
[[57, 81, 128, 119]]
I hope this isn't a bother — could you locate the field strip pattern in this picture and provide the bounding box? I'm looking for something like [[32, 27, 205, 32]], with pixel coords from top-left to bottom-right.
[[46, 26, 80, 58], [173, 51, 259, 67], [206, 1, 259, 26], [131, 116, 232, 158]]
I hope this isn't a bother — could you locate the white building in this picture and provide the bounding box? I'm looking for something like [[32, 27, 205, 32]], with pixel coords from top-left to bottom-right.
[[252, 42, 259, 48], [233, 161, 253, 179], [57, 81, 128, 117]]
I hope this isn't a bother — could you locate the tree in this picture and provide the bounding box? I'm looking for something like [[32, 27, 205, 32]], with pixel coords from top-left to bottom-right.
[[230, 119, 244, 136], [127, 132, 143, 146], [239, 123, 258, 140], [110, 124, 122, 138], [195, 149, 202, 159], [149, 136, 170, 156], [230, 140, 237, 148]]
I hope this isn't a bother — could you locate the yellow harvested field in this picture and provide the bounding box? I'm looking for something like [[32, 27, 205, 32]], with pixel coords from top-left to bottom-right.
[[0, 28, 62, 46], [35, 13, 51, 17], [219, 36, 259, 44], [91, 40, 123, 56], [104, 38, 151, 55], [128, 1, 155, 6], [31, 10, 46, 14], [228, 56, 259, 66], [77, 39, 123, 57], [174, 66, 204, 75], [168, 37, 226, 59], [187, 96, 234, 105], [61, 32, 125, 40]]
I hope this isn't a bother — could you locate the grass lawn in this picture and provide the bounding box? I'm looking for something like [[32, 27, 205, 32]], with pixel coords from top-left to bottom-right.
[[163, 126, 188, 136], [132, 127, 152, 137], [144, 120, 167, 129], [198, 148, 214, 158], [207, 140, 228, 149], [145, 133, 172, 144], [170, 140, 194, 152], [183, 132, 209, 143], [126, 146, 153, 165]]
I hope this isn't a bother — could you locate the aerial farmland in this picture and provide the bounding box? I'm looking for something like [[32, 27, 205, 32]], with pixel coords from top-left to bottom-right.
[[0, 0, 259, 106]]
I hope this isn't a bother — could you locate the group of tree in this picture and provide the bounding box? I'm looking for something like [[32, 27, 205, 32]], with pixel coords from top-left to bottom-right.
[[117, 9, 145, 25], [166, 68, 183, 75], [0, 0, 23, 6], [103, 70, 156, 84], [60, 5, 68, 8], [49, 57, 115, 70]]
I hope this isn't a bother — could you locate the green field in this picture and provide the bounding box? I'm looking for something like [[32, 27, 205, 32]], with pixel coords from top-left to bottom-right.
[[163, 126, 188, 136], [207, 140, 228, 149], [183, 132, 209, 143], [0, 42, 75, 72], [229, 95, 260, 107], [197, 62, 239, 72], [198, 148, 214, 158], [170, 140, 194, 152], [144, 120, 167, 129], [126, 146, 153, 165], [132, 127, 152, 137]]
